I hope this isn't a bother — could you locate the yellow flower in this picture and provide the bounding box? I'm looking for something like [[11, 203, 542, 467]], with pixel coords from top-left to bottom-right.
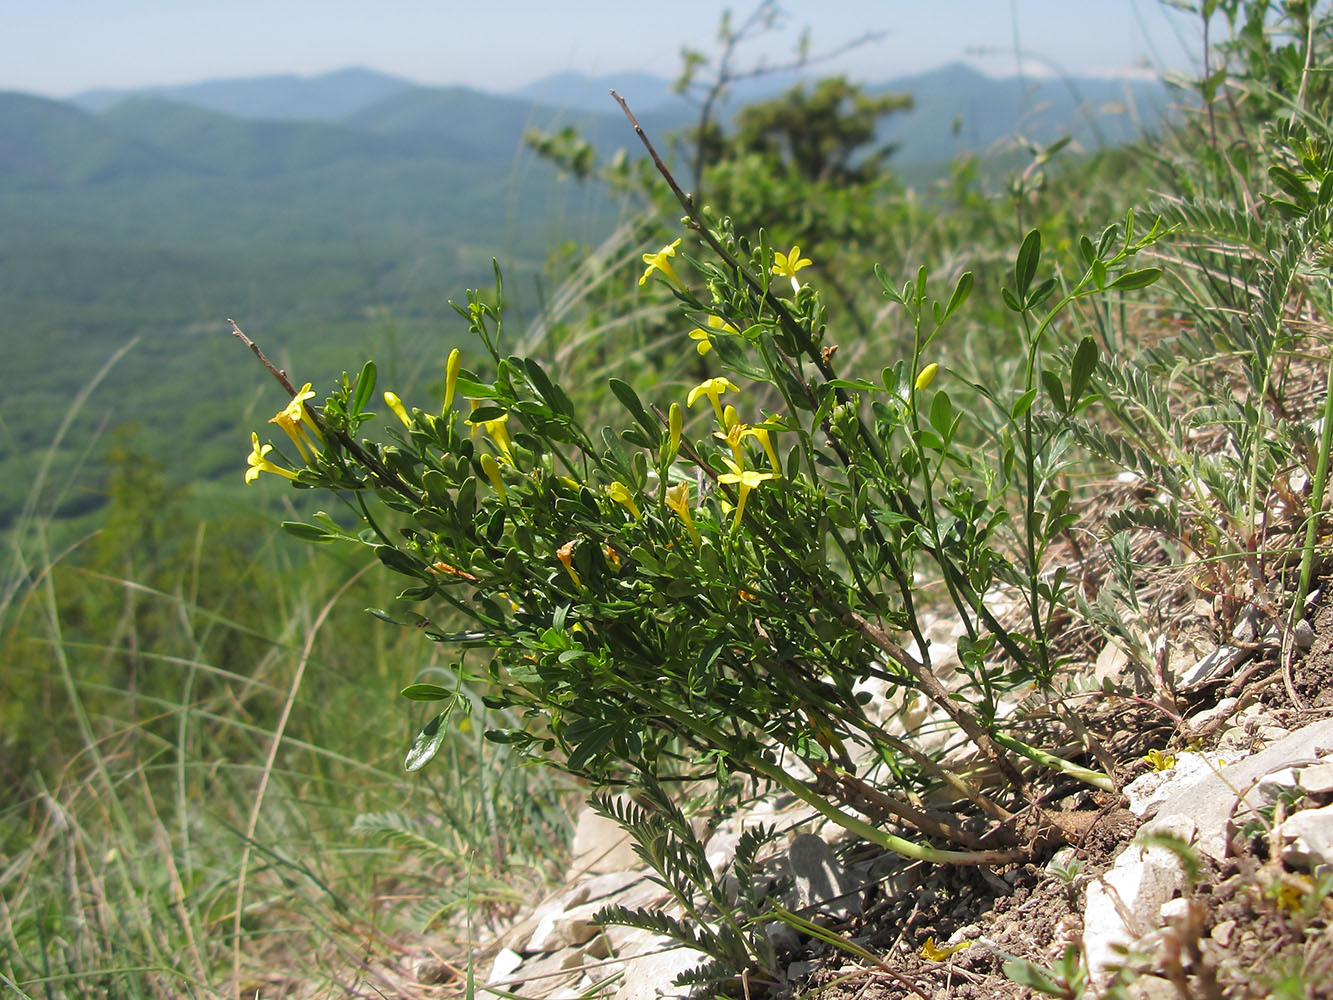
[[639, 238, 685, 290], [772, 245, 812, 292], [915, 362, 939, 391], [444, 348, 462, 410], [665, 481, 701, 545], [556, 540, 583, 588], [919, 936, 971, 962], [743, 423, 784, 477], [688, 315, 737, 356], [714, 416, 748, 467], [480, 452, 507, 501], [383, 391, 411, 427], [718, 457, 776, 530], [606, 481, 642, 520], [467, 410, 515, 464], [687, 376, 741, 426], [1144, 748, 1176, 771], [268, 382, 323, 461], [244, 432, 298, 485]]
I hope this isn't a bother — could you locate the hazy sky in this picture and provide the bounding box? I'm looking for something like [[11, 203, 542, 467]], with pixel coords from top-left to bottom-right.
[[3, 1, 1206, 97]]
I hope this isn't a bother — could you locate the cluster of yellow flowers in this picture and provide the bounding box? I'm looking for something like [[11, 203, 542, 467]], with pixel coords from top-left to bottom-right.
[[245, 349, 466, 486], [245, 382, 320, 484], [248, 236, 940, 591]]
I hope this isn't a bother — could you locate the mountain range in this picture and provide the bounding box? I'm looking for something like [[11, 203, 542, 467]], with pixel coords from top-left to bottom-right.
[[54, 62, 1170, 164], [0, 63, 1174, 529]]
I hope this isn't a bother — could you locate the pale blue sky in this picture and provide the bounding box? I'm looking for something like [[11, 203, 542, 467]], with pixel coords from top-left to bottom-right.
[[2, 1, 1206, 97]]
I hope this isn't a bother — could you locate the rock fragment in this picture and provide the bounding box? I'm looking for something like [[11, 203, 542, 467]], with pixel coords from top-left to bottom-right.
[[786, 833, 862, 919]]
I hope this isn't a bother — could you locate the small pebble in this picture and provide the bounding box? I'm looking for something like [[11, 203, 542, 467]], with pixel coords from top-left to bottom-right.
[[415, 957, 451, 985], [1295, 619, 1316, 650], [1211, 918, 1236, 947]]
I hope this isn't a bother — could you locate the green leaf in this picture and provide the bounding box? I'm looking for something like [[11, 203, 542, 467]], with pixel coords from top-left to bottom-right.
[[400, 683, 453, 701], [376, 545, 426, 578], [1015, 229, 1042, 299], [608, 377, 657, 439], [928, 390, 954, 439], [1078, 235, 1096, 266], [1096, 223, 1118, 258], [566, 725, 615, 772], [467, 404, 508, 422], [1011, 388, 1039, 420], [281, 521, 333, 542], [453, 375, 498, 398], [874, 262, 903, 303], [828, 378, 879, 391], [1027, 276, 1058, 310], [1002, 958, 1066, 996], [1108, 267, 1162, 291], [1269, 165, 1313, 209], [1001, 286, 1023, 313], [943, 270, 973, 320], [525, 358, 574, 417], [1040, 370, 1067, 414], [404, 712, 448, 771], [1069, 336, 1098, 405], [351, 360, 377, 416]]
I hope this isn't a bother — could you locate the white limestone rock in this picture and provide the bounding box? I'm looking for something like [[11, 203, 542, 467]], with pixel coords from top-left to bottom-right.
[[1278, 803, 1333, 870], [570, 803, 640, 876], [1083, 821, 1191, 981], [1299, 761, 1333, 797], [786, 833, 862, 919]]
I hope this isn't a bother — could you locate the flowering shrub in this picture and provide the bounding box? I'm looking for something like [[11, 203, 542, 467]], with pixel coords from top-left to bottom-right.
[[242, 196, 1164, 877]]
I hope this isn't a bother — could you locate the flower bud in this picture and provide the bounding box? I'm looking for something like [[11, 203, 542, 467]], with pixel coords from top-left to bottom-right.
[[444, 348, 461, 410]]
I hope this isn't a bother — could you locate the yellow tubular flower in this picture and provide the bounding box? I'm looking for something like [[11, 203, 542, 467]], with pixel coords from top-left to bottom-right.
[[479, 453, 507, 501], [687, 376, 741, 426], [482, 414, 515, 464], [384, 391, 411, 427], [244, 432, 298, 484], [269, 411, 312, 461], [919, 937, 971, 962], [915, 362, 939, 391], [606, 481, 642, 521], [772, 245, 813, 292], [688, 315, 737, 355], [639, 238, 684, 290], [718, 457, 776, 530], [444, 348, 462, 410], [667, 402, 683, 461], [268, 382, 323, 460], [745, 425, 783, 477], [714, 420, 748, 467], [556, 540, 583, 588], [665, 482, 701, 545]]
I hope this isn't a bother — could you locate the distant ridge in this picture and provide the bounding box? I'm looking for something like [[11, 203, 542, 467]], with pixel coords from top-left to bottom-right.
[[0, 91, 182, 185], [71, 67, 415, 121], [52, 62, 1173, 167], [509, 71, 687, 115]]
